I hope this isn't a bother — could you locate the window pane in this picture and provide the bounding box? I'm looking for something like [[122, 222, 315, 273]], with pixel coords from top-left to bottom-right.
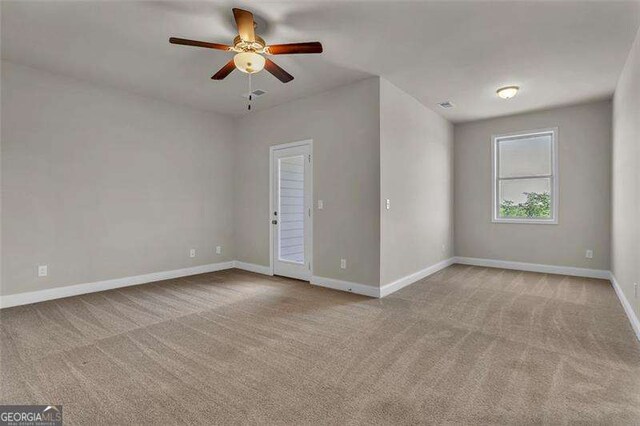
[[498, 133, 551, 178], [278, 155, 305, 264], [499, 178, 551, 219]]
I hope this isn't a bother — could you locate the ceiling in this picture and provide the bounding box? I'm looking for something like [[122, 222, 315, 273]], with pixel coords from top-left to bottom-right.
[[2, 1, 639, 122]]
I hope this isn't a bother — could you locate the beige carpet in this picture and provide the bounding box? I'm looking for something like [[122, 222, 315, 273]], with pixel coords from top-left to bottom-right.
[[1, 265, 639, 424]]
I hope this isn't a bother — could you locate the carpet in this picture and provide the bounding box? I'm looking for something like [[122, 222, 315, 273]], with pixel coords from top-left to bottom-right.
[[1, 265, 639, 424]]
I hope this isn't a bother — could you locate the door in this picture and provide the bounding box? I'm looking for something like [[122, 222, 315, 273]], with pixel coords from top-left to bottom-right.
[[271, 142, 312, 281]]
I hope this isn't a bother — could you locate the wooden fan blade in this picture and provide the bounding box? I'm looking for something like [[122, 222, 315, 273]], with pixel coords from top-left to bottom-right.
[[264, 58, 293, 83], [267, 42, 323, 55], [232, 8, 255, 42], [169, 37, 231, 51], [212, 60, 236, 80]]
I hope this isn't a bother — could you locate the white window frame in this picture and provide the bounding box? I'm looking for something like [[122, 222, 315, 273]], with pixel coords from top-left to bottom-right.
[[491, 127, 558, 224]]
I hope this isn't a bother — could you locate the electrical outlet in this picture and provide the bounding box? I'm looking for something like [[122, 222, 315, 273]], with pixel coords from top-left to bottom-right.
[[340, 259, 347, 269], [585, 249, 593, 259], [385, 199, 391, 210], [216, 246, 222, 254], [38, 265, 48, 277], [189, 249, 196, 258], [317, 200, 324, 210]]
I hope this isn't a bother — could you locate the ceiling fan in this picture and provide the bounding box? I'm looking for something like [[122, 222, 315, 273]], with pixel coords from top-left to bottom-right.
[[169, 8, 323, 83]]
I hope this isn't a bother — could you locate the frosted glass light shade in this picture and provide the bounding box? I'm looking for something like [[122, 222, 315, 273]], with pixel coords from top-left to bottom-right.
[[497, 86, 519, 99], [234, 52, 265, 74]]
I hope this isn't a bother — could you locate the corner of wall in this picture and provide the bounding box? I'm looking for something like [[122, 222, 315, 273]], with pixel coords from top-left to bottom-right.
[[611, 23, 640, 324], [378, 79, 455, 288]]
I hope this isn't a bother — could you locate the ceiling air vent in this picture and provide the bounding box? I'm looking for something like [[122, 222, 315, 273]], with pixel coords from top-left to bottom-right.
[[438, 101, 454, 109], [241, 89, 267, 99]]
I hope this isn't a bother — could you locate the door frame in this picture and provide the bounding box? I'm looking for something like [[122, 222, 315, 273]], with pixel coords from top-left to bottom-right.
[[268, 139, 313, 278]]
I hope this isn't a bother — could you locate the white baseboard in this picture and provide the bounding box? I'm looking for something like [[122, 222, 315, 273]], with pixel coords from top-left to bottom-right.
[[233, 261, 273, 276], [380, 258, 455, 297], [5, 257, 637, 344], [609, 272, 640, 342], [454, 256, 610, 280], [454, 257, 640, 342], [0, 261, 235, 309], [310, 276, 380, 298]]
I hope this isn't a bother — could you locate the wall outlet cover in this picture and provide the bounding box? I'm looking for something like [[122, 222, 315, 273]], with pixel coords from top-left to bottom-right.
[[38, 265, 48, 277]]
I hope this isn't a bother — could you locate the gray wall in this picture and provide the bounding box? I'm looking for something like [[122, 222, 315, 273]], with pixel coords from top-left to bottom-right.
[[612, 28, 640, 319], [1, 61, 235, 296], [454, 100, 612, 270], [234, 78, 381, 288], [379, 79, 453, 285], [2, 57, 624, 300]]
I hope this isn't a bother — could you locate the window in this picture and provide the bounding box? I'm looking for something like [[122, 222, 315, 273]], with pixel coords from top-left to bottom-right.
[[492, 128, 558, 224]]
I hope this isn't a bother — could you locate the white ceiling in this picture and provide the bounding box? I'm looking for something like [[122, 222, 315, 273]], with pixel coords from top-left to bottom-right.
[[2, 1, 639, 122]]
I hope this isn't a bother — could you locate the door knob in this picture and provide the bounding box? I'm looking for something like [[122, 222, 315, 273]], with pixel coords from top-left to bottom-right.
[[272, 220, 278, 225]]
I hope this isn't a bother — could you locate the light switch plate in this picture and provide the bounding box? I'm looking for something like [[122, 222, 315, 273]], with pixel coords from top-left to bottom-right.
[[317, 200, 324, 210]]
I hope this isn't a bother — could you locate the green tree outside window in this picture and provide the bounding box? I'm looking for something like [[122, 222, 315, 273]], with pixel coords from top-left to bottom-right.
[[500, 192, 551, 218]]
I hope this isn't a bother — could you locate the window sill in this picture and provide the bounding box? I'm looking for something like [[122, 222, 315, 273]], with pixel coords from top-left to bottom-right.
[[492, 218, 558, 225]]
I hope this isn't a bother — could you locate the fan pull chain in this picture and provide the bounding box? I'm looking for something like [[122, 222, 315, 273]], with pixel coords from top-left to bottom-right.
[[247, 73, 252, 111]]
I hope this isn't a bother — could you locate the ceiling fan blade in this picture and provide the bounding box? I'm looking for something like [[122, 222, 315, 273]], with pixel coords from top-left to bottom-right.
[[211, 60, 236, 80], [232, 8, 255, 43], [267, 42, 323, 55], [264, 58, 294, 83], [169, 37, 231, 51]]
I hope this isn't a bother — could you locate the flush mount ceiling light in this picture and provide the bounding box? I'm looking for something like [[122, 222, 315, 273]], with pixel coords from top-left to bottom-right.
[[497, 86, 519, 99]]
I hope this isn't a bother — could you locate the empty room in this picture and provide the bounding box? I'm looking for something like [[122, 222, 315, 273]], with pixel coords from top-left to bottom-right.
[[1, 0, 639, 424]]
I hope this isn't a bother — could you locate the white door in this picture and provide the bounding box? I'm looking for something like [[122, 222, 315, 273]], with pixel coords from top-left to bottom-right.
[[271, 142, 312, 281]]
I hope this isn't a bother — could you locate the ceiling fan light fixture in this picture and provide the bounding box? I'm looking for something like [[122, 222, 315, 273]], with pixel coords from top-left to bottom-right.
[[169, 8, 322, 83], [234, 52, 265, 74], [497, 86, 519, 99]]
